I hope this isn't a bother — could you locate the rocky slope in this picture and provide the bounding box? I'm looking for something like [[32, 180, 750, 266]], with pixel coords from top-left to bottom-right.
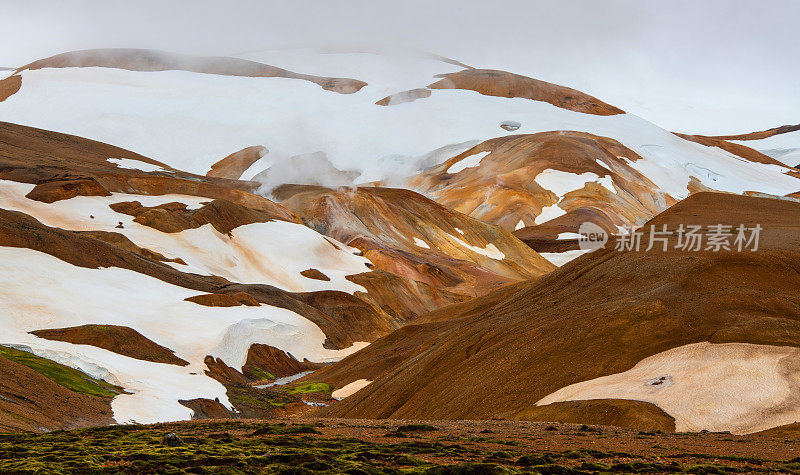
[[313, 192, 800, 434]]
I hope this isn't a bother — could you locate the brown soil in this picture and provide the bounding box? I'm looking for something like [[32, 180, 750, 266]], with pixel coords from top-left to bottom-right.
[[375, 88, 431, 106], [275, 184, 553, 295], [346, 269, 469, 322], [0, 74, 21, 102], [79, 230, 186, 264], [300, 268, 330, 281], [109, 198, 281, 235], [0, 121, 299, 224], [428, 69, 624, 115], [185, 292, 260, 307], [707, 123, 800, 141], [515, 399, 676, 432], [0, 355, 114, 432], [315, 193, 800, 423], [205, 145, 267, 180], [513, 208, 618, 252], [201, 356, 302, 418], [178, 398, 234, 419], [242, 344, 322, 379], [24, 177, 111, 203], [18, 48, 367, 94], [675, 132, 792, 167], [31, 325, 189, 366]]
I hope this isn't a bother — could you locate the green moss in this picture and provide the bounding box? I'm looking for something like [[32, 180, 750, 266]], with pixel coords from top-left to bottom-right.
[[283, 382, 332, 394], [242, 366, 275, 381], [0, 420, 779, 473], [0, 345, 123, 398]]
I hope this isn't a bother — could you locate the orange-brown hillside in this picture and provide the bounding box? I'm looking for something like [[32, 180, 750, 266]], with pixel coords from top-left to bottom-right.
[[428, 69, 624, 115], [408, 131, 673, 232], [312, 192, 800, 432]]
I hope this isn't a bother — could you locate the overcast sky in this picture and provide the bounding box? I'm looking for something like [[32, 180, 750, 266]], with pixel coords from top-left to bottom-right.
[[1, 0, 798, 133]]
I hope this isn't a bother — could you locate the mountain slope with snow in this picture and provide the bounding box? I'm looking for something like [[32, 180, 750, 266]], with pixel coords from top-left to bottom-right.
[[2, 47, 800, 431], [315, 193, 800, 434]]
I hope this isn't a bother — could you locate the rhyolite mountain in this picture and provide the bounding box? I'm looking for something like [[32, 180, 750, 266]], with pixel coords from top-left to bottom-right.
[[1, 47, 799, 432]]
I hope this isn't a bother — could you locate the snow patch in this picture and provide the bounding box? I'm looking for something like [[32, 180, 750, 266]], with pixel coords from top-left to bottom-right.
[[332, 379, 372, 400], [413, 237, 431, 249], [556, 232, 582, 240], [537, 342, 800, 434], [108, 158, 165, 173], [534, 169, 605, 197], [0, 180, 371, 294], [0, 247, 366, 424], [539, 249, 591, 266], [446, 151, 490, 174], [535, 204, 566, 225], [446, 233, 505, 260]]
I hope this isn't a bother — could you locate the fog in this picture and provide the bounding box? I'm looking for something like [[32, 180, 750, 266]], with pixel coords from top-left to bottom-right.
[[1, 0, 798, 133]]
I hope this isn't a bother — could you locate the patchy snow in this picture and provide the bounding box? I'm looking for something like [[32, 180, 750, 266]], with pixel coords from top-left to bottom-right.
[[537, 342, 800, 434], [454, 227, 465, 235], [539, 249, 591, 267], [446, 151, 490, 174], [0, 179, 376, 424], [445, 233, 505, 260], [556, 232, 582, 240], [535, 204, 566, 225], [0, 246, 367, 424], [0, 180, 371, 294], [331, 379, 372, 400], [412, 237, 431, 249], [597, 175, 616, 193], [534, 169, 609, 197], [3, 52, 798, 198], [108, 158, 165, 173], [596, 159, 613, 171]]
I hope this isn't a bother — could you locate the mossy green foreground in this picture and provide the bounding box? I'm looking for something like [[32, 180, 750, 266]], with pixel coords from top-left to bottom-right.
[[0, 420, 796, 474]]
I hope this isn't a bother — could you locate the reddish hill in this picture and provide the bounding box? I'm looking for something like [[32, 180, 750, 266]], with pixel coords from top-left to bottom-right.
[[428, 69, 624, 115], [313, 192, 800, 433], [408, 131, 673, 232], [275, 184, 554, 302]]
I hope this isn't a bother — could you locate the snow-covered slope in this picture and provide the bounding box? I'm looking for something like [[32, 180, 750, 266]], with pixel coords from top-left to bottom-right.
[[0, 177, 374, 423], [0, 119, 555, 426], [2, 47, 800, 430], [0, 180, 370, 293], [0, 246, 367, 424], [3, 48, 797, 202]]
